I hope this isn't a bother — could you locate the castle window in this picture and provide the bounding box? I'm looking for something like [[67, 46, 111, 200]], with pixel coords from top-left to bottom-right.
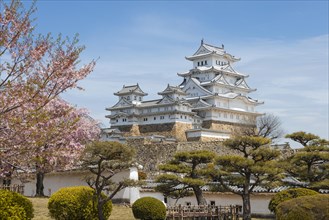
[[139, 97, 142, 101], [116, 119, 118, 122], [197, 62, 200, 66], [185, 116, 187, 119], [201, 61, 204, 65], [143, 118, 148, 121], [160, 116, 164, 120], [122, 118, 127, 122], [205, 60, 207, 65], [180, 115, 183, 119], [127, 96, 130, 100], [230, 114, 233, 119], [134, 96, 137, 100], [224, 113, 227, 118], [236, 115, 240, 119], [147, 109, 151, 113], [154, 117, 156, 120]]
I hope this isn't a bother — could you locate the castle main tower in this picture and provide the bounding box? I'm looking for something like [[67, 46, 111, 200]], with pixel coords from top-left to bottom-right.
[[105, 41, 263, 142]]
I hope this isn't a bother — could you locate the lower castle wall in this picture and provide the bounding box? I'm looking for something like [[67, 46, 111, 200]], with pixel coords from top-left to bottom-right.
[[202, 120, 254, 134], [202, 120, 237, 131], [126, 139, 236, 177], [115, 122, 192, 142]]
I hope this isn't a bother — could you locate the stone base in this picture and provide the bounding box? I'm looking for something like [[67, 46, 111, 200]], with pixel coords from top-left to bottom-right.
[[202, 120, 253, 134], [113, 122, 192, 142]]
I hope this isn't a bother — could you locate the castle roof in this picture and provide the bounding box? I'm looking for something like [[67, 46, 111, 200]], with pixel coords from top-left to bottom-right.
[[158, 84, 187, 96], [114, 84, 148, 96], [185, 40, 240, 62]]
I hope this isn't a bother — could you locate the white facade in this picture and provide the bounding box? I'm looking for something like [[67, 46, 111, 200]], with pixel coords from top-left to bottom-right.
[[106, 41, 263, 140]]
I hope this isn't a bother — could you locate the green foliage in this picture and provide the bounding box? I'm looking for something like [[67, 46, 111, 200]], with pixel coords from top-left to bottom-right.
[[276, 194, 329, 220], [0, 189, 34, 220], [268, 188, 318, 213], [132, 197, 166, 220], [156, 150, 216, 205], [285, 132, 329, 188], [216, 136, 283, 193], [48, 186, 112, 220], [82, 141, 138, 197], [214, 136, 282, 220], [285, 131, 320, 147]]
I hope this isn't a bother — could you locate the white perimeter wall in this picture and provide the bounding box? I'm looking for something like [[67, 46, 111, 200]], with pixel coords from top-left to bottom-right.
[[140, 191, 273, 215], [11, 169, 137, 203]]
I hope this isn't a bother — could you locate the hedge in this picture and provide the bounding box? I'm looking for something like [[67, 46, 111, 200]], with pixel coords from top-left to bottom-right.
[[268, 188, 318, 213], [132, 197, 166, 220], [0, 189, 34, 220], [48, 186, 112, 220], [276, 194, 329, 220]]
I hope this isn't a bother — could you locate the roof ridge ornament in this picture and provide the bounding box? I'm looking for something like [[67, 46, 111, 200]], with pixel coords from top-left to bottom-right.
[[201, 38, 204, 45]]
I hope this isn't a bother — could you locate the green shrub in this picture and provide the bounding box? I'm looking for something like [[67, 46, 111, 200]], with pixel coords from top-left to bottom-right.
[[268, 188, 318, 213], [0, 189, 34, 220], [132, 197, 166, 220], [48, 186, 112, 220], [276, 194, 329, 220]]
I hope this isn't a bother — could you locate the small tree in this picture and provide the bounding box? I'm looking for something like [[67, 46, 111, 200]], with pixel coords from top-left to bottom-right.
[[81, 141, 138, 220], [156, 150, 216, 205], [155, 174, 193, 205], [213, 136, 283, 220], [285, 132, 329, 189], [236, 114, 284, 140]]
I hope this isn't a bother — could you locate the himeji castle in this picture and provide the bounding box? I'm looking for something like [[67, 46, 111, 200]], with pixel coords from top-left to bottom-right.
[[106, 40, 263, 141]]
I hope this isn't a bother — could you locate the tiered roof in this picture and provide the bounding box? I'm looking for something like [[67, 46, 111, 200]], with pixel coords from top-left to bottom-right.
[[158, 84, 187, 96], [185, 40, 240, 63], [114, 84, 148, 96]]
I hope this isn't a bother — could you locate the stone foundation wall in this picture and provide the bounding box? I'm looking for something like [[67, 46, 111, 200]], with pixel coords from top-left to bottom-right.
[[115, 122, 192, 142], [112, 125, 133, 137], [127, 138, 236, 178], [202, 120, 251, 133], [173, 122, 193, 142]]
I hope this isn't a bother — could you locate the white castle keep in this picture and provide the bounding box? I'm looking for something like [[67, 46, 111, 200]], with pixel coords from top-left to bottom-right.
[[106, 41, 263, 141]]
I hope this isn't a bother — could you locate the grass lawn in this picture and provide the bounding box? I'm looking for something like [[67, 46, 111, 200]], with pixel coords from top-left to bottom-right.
[[29, 197, 269, 220], [29, 197, 135, 220]]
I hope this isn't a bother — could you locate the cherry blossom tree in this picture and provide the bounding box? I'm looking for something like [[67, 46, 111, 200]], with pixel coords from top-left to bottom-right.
[[0, 0, 98, 195], [1, 98, 100, 196], [0, 0, 95, 132]]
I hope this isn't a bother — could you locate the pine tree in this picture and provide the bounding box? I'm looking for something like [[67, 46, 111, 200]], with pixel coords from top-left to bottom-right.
[[156, 150, 216, 205], [285, 131, 329, 190], [213, 136, 283, 220]]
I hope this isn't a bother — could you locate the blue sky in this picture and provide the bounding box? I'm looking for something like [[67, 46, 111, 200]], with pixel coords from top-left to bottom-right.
[[22, 0, 329, 146]]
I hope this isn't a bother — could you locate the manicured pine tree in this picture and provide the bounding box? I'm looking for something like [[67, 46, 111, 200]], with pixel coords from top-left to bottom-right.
[[81, 141, 139, 220], [285, 131, 329, 190], [156, 150, 216, 205], [213, 136, 283, 220]]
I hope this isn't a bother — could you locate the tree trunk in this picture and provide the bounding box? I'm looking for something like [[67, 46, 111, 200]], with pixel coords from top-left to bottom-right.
[[242, 193, 251, 220], [97, 200, 105, 220], [193, 186, 207, 205], [36, 171, 45, 197]]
